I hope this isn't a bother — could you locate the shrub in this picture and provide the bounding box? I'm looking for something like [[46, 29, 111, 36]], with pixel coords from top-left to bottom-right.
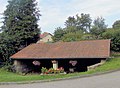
[[0, 61, 14, 72]]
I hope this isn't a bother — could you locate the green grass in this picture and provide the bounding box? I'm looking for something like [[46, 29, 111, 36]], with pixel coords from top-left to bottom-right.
[[84, 57, 120, 74], [0, 57, 120, 82]]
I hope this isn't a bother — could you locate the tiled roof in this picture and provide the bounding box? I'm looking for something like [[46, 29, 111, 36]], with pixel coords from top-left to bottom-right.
[[40, 32, 52, 39], [10, 39, 110, 59]]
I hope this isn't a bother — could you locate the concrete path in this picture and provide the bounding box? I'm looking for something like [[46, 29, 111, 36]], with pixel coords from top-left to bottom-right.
[[0, 70, 120, 88]]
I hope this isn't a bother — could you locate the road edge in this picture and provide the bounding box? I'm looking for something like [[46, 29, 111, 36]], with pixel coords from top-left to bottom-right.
[[0, 69, 120, 85]]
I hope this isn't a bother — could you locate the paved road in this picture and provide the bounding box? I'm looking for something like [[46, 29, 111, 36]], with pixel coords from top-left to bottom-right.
[[0, 71, 120, 88]]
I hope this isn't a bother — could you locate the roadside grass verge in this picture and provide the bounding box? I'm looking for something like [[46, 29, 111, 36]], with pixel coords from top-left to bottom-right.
[[0, 57, 120, 82]]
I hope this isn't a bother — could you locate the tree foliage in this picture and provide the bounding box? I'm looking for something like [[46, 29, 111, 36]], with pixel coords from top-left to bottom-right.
[[112, 20, 120, 29], [3, 0, 40, 46], [76, 13, 92, 32], [53, 13, 92, 42], [90, 17, 107, 39], [102, 29, 120, 51], [65, 13, 92, 33], [0, 0, 40, 62], [62, 31, 83, 42], [52, 27, 66, 42], [65, 16, 76, 28]]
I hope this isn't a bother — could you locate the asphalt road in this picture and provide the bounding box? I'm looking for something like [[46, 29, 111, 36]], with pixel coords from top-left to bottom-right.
[[0, 70, 120, 88]]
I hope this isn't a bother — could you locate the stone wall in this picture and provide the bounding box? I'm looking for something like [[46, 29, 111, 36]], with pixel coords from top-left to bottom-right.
[[87, 59, 106, 71], [13, 60, 26, 73]]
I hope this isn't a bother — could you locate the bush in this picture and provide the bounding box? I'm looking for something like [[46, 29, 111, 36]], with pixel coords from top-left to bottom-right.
[[0, 61, 14, 72], [102, 29, 120, 51], [1, 64, 13, 72]]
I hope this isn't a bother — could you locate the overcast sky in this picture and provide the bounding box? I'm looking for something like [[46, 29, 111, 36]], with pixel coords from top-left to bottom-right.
[[0, 0, 120, 33]]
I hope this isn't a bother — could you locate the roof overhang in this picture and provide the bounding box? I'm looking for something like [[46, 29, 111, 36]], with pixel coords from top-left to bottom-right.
[[11, 57, 109, 60]]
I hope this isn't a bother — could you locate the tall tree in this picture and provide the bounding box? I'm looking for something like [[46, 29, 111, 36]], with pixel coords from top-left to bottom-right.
[[0, 0, 40, 62], [112, 20, 120, 29], [3, 0, 40, 48], [53, 13, 92, 42], [65, 16, 76, 27], [64, 13, 92, 33], [90, 17, 107, 39], [53, 27, 66, 42], [76, 13, 92, 32], [64, 16, 78, 33]]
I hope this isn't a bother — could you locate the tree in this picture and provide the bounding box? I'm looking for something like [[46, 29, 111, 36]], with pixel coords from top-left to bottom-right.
[[90, 17, 107, 39], [112, 20, 120, 29], [0, 33, 16, 62], [64, 13, 92, 33], [53, 27, 66, 42], [62, 31, 83, 42], [65, 16, 76, 28], [0, 0, 40, 62], [76, 13, 92, 32], [64, 16, 78, 33], [102, 29, 120, 51], [3, 0, 40, 47], [53, 13, 92, 42]]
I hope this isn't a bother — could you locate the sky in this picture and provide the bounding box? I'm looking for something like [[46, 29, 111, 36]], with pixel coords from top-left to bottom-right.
[[0, 0, 120, 34]]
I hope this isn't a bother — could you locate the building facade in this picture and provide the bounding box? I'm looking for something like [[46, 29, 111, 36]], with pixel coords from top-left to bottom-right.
[[10, 40, 110, 73]]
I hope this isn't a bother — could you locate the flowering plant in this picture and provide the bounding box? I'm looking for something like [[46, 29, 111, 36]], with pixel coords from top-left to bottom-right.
[[41, 67, 48, 74], [32, 61, 40, 66], [41, 67, 64, 74], [69, 60, 77, 66]]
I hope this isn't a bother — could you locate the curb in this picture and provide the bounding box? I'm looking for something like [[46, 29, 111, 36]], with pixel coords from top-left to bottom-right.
[[0, 69, 120, 85]]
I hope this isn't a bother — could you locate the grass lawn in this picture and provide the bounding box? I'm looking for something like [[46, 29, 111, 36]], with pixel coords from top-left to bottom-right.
[[0, 57, 120, 82]]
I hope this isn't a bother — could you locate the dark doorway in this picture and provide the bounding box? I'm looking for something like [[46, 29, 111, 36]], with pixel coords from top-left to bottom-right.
[[21, 59, 52, 73]]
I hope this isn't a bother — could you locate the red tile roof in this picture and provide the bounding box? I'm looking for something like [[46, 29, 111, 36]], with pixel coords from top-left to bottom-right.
[[10, 39, 110, 59], [40, 32, 52, 39]]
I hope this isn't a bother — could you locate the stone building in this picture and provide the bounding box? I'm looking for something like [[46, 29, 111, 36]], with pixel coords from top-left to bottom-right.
[[10, 39, 110, 73], [37, 32, 53, 43]]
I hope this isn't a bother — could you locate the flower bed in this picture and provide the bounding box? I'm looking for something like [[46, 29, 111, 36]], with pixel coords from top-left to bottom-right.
[[41, 67, 64, 74]]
